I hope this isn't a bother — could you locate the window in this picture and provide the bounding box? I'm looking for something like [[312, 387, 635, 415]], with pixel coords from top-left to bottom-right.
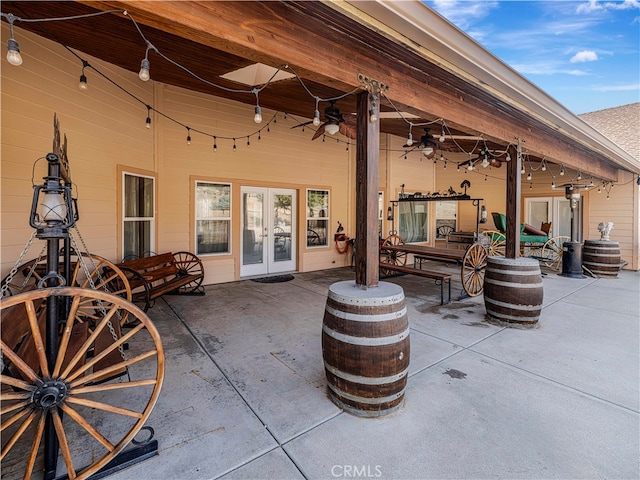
[[398, 200, 429, 243], [307, 189, 329, 247], [435, 201, 457, 239], [123, 172, 155, 260], [195, 182, 231, 255]]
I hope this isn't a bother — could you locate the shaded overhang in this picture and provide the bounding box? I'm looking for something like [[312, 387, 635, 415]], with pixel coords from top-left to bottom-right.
[[4, 0, 638, 181]]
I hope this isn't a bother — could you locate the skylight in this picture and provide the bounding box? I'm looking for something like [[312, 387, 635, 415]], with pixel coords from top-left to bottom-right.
[[221, 63, 295, 86]]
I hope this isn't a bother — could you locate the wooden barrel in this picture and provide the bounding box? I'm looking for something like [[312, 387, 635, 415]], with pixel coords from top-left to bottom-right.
[[322, 281, 410, 417], [583, 240, 621, 278], [483, 257, 543, 328]]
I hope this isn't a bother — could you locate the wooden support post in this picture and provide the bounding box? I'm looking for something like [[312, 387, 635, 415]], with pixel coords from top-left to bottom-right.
[[505, 143, 521, 258], [354, 90, 380, 287]]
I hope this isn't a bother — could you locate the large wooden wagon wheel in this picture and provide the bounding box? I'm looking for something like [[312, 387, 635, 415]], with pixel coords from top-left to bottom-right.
[[483, 231, 506, 257], [379, 234, 407, 276], [2, 252, 133, 326], [462, 243, 488, 297], [172, 251, 205, 294], [0, 287, 164, 480], [541, 235, 570, 271]]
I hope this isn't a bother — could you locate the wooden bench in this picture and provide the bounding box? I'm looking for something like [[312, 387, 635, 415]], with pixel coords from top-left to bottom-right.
[[380, 263, 453, 305], [115, 251, 204, 311]]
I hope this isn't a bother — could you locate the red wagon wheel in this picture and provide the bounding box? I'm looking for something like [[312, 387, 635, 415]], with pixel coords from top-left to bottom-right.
[[172, 251, 204, 294], [379, 234, 407, 276], [462, 243, 488, 297], [0, 287, 164, 480]]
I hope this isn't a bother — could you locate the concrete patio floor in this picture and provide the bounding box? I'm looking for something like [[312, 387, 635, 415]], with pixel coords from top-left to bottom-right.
[[108, 264, 639, 480]]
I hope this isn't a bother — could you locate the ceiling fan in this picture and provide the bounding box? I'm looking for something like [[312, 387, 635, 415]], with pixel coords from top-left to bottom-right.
[[457, 147, 503, 170], [291, 100, 357, 140], [402, 128, 438, 158]]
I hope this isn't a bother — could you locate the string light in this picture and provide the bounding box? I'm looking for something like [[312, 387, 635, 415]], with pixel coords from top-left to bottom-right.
[[560, 165, 565, 176], [369, 97, 378, 123], [577, 171, 582, 181], [4, 7, 624, 176], [406, 123, 414, 146], [186, 127, 191, 145], [213, 137, 217, 152], [527, 172, 532, 181], [4, 13, 22, 66]]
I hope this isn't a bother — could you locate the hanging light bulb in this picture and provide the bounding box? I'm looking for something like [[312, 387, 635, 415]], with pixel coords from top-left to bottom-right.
[[527, 172, 532, 181], [467, 161, 474, 171], [481, 156, 490, 168], [506, 152, 511, 162], [254, 105, 262, 124], [443, 161, 447, 170], [406, 131, 413, 146], [186, 128, 191, 145], [520, 165, 525, 174], [551, 180, 556, 188], [5, 14, 23, 67], [79, 73, 88, 90], [213, 137, 217, 152], [577, 171, 582, 181], [233, 138, 237, 151], [560, 166, 565, 176], [439, 127, 445, 143], [139, 58, 150, 81], [541, 160, 547, 171], [145, 106, 151, 129], [313, 109, 321, 126], [369, 98, 378, 123]]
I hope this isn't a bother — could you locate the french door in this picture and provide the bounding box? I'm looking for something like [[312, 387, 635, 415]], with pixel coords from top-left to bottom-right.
[[525, 196, 581, 240], [240, 187, 296, 277]]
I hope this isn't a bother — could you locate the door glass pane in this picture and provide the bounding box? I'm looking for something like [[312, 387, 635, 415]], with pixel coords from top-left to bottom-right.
[[399, 201, 428, 243], [243, 192, 264, 265], [273, 194, 292, 262], [528, 201, 549, 229]]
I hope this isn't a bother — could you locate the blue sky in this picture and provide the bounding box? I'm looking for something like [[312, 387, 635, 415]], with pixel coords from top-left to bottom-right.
[[424, 0, 640, 114]]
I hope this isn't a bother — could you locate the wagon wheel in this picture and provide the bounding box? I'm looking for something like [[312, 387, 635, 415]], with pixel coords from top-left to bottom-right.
[[172, 251, 204, 294], [541, 235, 569, 271], [2, 253, 133, 326], [379, 234, 407, 276], [483, 230, 506, 257], [462, 243, 488, 297], [0, 287, 164, 480]]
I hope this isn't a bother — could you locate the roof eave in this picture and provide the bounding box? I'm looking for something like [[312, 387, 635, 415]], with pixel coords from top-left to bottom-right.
[[340, 0, 639, 174]]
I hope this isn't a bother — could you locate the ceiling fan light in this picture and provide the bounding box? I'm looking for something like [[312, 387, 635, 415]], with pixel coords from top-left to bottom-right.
[[324, 122, 340, 135], [422, 146, 433, 156]]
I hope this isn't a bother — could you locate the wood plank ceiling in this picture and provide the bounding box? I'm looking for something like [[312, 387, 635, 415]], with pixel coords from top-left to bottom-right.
[[3, 0, 621, 180]]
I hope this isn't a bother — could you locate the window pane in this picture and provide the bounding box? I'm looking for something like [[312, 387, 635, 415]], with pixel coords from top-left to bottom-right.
[[398, 201, 429, 243], [196, 183, 230, 219], [307, 190, 328, 218], [197, 220, 230, 254], [123, 220, 151, 259], [307, 219, 328, 247], [124, 174, 154, 218]]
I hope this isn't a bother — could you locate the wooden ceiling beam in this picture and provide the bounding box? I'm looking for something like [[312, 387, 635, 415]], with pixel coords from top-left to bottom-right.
[[87, 1, 617, 180]]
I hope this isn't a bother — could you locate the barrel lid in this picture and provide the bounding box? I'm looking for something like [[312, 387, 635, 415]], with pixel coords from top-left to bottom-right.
[[327, 281, 405, 306], [486, 256, 541, 268]]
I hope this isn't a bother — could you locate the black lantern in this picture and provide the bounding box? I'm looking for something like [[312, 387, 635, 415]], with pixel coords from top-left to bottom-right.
[[29, 153, 75, 238]]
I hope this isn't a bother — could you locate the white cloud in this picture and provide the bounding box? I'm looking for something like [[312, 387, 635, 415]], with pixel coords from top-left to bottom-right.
[[577, 0, 640, 13], [430, 0, 499, 30], [570, 50, 599, 62]]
